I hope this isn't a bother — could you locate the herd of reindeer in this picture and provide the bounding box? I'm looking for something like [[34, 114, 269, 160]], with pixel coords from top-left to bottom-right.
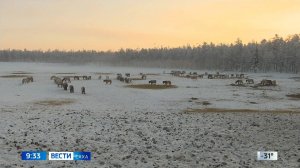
[[20, 70, 277, 94], [169, 70, 277, 87]]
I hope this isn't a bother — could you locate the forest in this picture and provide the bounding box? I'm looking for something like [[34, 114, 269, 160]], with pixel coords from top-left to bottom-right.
[[1, 34, 300, 73]]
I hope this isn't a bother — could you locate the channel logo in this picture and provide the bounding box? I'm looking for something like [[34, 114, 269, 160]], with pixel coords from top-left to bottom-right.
[[49, 152, 73, 160], [49, 152, 91, 160]]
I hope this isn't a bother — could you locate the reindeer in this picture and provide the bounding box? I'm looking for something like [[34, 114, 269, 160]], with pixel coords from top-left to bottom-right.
[[74, 76, 80, 80], [81, 87, 85, 94], [62, 77, 71, 83], [54, 78, 63, 87], [22, 78, 29, 84], [63, 83, 68, 90], [69, 85, 74, 93], [260, 80, 276, 86], [103, 79, 112, 85], [125, 73, 130, 77], [149, 80, 156, 85], [82, 76, 88, 80], [98, 75, 102, 80], [26, 76, 33, 82], [198, 74, 204, 78], [191, 76, 197, 80], [163, 81, 171, 85], [87, 76, 91, 80], [220, 75, 226, 79], [235, 80, 243, 85], [246, 79, 254, 84], [124, 78, 132, 83], [214, 74, 220, 79], [175, 71, 181, 76], [50, 76, 57, 80], [208, 74, 213, 79], [51, 76, 58, 83], [141, 74, 147, 80], [116, 74, 122, 80]]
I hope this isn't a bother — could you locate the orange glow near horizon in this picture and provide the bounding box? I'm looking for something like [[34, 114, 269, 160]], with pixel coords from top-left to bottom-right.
[[1, 0, 300, 51]]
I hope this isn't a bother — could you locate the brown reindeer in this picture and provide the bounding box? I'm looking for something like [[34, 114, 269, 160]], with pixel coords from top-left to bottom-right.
[[163, 81, 171, 85], [63, 83, 68, 90], [103, 79, 112, 85], [260, 80, 276, 86], [74, 76, 80, 80]]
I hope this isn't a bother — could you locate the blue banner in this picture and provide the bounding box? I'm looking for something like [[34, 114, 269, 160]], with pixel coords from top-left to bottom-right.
[[21, 151, 47, 160], [73, 152, 91, 160]]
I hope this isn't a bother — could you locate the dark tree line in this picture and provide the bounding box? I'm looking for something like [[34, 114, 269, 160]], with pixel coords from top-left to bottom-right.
[[1, 34, 300, 73]]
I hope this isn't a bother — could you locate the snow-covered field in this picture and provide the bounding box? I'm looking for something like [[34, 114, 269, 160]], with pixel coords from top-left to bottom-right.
[[0, 62, 299, 167]]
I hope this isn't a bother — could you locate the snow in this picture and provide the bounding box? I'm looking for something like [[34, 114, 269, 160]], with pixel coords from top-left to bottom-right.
[[0, 62, 299, 167]]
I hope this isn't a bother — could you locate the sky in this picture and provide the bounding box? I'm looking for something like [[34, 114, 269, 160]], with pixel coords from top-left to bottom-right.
[[1, 0, 300, 51]]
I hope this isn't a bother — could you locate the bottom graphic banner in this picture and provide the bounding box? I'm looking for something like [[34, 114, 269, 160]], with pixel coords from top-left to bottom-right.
[[73, 152, 91, 160]]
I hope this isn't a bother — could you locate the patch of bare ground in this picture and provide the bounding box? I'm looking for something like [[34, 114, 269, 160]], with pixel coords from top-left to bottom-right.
[[94, 72, 114, 75], [186, 86, 199, 88], [184, 108, 300, 113], [0, 75, 30, 78], [286, 93, 300, 99], [129, 77, 144, 80], [145, 73, 160, 76], [33, 99, 75, 106], [125, 84, 177, 89], [55, 73, 76, 74], [11, 71, 33, 74], [260, 75, 273, 77]]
